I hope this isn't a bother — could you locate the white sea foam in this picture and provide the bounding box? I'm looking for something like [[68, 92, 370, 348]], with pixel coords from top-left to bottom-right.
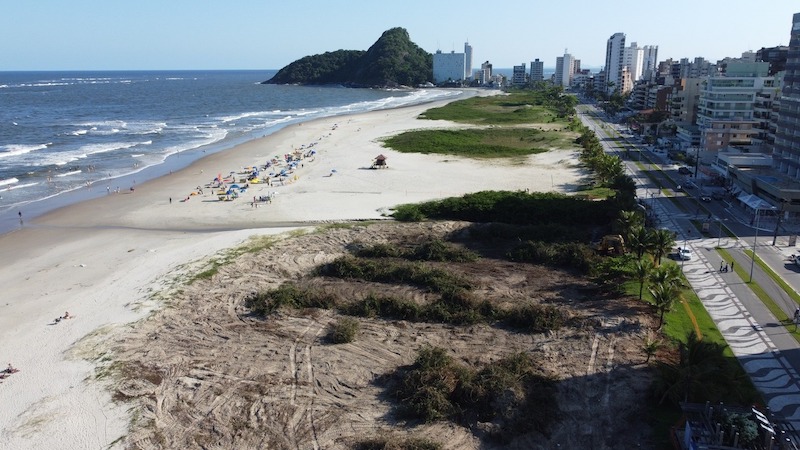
[[3, 181, 37, 191], [0, 177, 19, 187], [0, 144, 49, 158], [56, 170, 82, 178]]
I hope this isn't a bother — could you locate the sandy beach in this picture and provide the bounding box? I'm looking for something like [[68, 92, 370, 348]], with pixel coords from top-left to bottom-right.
[[0, 90, 587, 449]]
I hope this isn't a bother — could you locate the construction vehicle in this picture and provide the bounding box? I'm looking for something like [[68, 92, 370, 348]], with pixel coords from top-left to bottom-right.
[[591, 235, 627, 255]]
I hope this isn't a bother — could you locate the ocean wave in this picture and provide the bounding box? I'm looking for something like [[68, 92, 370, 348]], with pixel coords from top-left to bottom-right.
[[0, 177, 19, 187], [0, 143, 50, 158], [3, 181, 38, 191], [56, 170, 82, 177], [81, 141, 151, 157]]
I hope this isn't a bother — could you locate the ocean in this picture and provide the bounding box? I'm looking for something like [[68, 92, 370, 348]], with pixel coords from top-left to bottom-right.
[[0, 70, 461, 224]]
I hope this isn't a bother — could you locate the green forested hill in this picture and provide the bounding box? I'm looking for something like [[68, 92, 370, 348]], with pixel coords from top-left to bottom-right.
[[264, 28, 432, 87]]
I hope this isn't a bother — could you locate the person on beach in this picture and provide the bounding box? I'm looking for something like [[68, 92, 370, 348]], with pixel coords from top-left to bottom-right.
[[730, 261, 734, 271]]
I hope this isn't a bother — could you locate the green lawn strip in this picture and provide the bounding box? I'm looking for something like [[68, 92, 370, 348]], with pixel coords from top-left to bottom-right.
[[742, 249, 800, 342], [717, 248, 800, 344], [624, 261, 739, 450], [621, 262, 726, 348], [745, 249, 800, 305]]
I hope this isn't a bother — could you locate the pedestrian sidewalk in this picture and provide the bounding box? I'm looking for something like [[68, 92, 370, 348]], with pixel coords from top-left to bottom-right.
[[647, 188, 800, 428]]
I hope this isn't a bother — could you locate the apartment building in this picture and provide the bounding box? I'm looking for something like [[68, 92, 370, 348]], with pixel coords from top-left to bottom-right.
[[464, 42, 473, 80], [433, 50, 466, 84], [554, 52, 575, 87], [512, 63, 527, 86], [530, 59, 544, 82], [773, 13, 800, 180], [604, 32, 625, 93], [697, 62, 775, 152]]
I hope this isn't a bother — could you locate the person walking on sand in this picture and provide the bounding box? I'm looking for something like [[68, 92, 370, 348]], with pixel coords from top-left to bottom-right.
[[730, 261, 734, 271], [720, 261, 724, 271]]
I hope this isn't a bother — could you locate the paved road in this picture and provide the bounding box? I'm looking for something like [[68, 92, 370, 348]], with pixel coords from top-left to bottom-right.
[[578, 106, 800, 427]]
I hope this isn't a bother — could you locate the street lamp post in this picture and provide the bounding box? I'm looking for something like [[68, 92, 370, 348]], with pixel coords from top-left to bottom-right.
[[749, 208, 762, 283], [772, 199, 786, 246], [682, 229, 691, 270]]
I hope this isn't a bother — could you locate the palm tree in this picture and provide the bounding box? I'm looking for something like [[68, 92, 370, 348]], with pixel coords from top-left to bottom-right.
[[634, 257, 655, 300], [642, 334, 662, 364], [650, 229, 676, 266], [650, 282, 677, 330], [648, 264, 684, 292], [616, 210, 642, 243], [628, 226, 653, 259], [652, 331, 728, 405]]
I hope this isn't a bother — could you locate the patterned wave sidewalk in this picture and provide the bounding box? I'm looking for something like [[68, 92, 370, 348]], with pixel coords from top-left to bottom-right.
[[652, 196, 800, 427]]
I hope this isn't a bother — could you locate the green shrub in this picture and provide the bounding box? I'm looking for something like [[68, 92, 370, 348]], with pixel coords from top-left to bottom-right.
[[245, 283, 337, 316], [410, 239, 478, 262], [503, 304, 566, 333], [507, 240, 597, 273], [329, 317, 360, 344], [319, 257, 472, 294], [354, 242, 403, 258], [354, 437, 442, 450], [342, 294, 423, 321], [391, 347, 559, 438]]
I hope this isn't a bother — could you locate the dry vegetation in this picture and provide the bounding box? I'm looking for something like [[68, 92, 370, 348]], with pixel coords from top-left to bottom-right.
[[108, 221, 658, 449]]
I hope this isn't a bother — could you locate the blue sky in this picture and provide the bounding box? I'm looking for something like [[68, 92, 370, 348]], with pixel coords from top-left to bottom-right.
[[2, 0, 798, 71]]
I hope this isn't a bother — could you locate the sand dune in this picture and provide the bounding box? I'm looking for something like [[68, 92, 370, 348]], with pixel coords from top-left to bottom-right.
[[0, 89, 589, 449]]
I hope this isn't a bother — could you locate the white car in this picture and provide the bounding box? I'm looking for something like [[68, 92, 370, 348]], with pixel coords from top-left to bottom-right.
[[676, 247, 693, 261]]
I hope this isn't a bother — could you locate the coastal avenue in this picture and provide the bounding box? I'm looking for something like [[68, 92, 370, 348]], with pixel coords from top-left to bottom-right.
[[577, 103, 800, 428]]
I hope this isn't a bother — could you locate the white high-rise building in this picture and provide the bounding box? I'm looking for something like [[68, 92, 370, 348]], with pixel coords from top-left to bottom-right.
[[642, 45, 659, 80], [432, 50, 466, 84], [624, 42, 644, 81], [604, 32, 626, 93], [464, 42, 473, 80], [554, 51, 575, 87]]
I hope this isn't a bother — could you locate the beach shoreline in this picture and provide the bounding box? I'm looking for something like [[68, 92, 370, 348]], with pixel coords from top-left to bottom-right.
[[0, 88, 585, 449]]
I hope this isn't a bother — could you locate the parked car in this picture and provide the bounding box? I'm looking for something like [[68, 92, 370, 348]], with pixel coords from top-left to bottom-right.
[[678, 167, 691, 175], [676, 247, 693, 261], [700, 195, 712, 202]]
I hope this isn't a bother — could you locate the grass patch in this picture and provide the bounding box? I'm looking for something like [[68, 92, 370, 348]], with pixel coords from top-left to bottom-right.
[[735, 249, 800, 343], [354, 239, 479, 263], [383, 128, 574, 159], [328, 317, 360, 344], [354, 437, 442, 450], [390, 346, 559, 441], [418, 91, 571, 125]]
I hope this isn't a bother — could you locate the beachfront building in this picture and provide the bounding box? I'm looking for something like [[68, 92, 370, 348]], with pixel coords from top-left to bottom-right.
[[604, 32, 626, 93], [554, 51, 575, 87], [624, 42, 644, 81], [475, 60, 493, 85], [696, 62, 778, 153], [642, 45, 659, 80], [757, 45, 789, 75], [530, 59, 544, 82], [773, 13, 800, 181], [464, 42, 473, 80], [433, 50, 466, 84], [512, 63, 527, 86]]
